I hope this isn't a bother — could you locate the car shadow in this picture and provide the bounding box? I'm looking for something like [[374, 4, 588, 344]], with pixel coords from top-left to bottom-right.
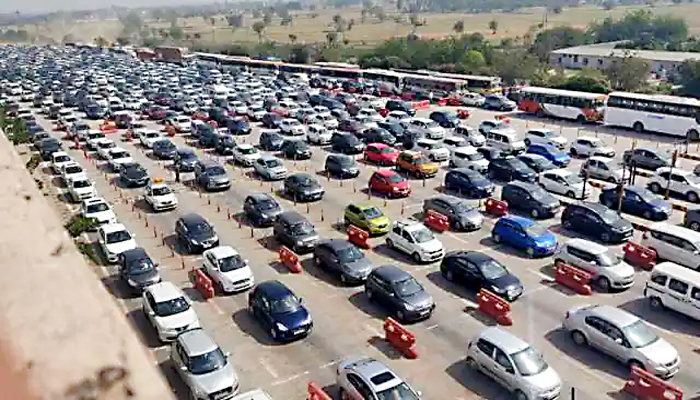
[[299, 257, 345, 287], [51, 176, 66, 188], [372, 243, 420, 265], [125, 309, 162, 348], [131, 197, 155, 214], [425, 271, 478, 303], [157, 359, 190, 400], [367, 335, 404, 360], [477, 236, 532, 260], [100, 275, 136, 299], [321, 383, 340, 399], [618, 298, 700, 337], [163, 234, 189, 256], [445, 360, 510, 400], [348, 291, 386, 321], [231, 309, 280, 347]]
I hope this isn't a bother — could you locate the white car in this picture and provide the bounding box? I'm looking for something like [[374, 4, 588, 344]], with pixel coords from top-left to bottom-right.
[[358, 94, 385, 110], [386, 220, 445, 263], [97, 223, 138, 263], [648, 167, 700, 203], [306, 124, 333, 145], [459, 92, 485, 107], [171, 115, 192, 132], [442, 136, 470, 156], [144, 181, 178, 211], [85, 130, 107, 150], [66, 174, 97, 202], [415, 138, 449, 162], [580, 156, 625, 183], [454, 124, 486, 147], [50, 151, 73, 174], [95, 138, 117, 159], [279, 118, 306, 136], [81, 197, 117, 225], [357, 108, 384, 123], [478, 119, 508, 135], [232, 144, 261, 167], [311, 112, 338, 130], [139, 130, 163, 148], [539, 169, 590, 199], [106, 147, 134, 171], [202, 246, 255, 293], [60, 161, 85, 184], [569, 136, 615, 158], [142, 282, 201, 342], [247, 106, 266, 121], [230, 101, 248, 115], [525, 128, 567, 150], [407, 118, 446, 140], [385, 111, 411, 126], [450, 146, 488, 173]]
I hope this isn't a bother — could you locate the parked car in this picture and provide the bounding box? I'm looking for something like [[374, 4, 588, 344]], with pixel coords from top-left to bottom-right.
[[313, 239, 375, 284], [118, 248, 162, 293], [640, 222, 700, 270], [525, 128, 567, 150], [488, 156, 537, 183], [142, 282, 201, 342], [483, 94, 516, 111], [384, 100, 416, 116], [119, 162, 150, 187], [369, 169, 411, 198], [259, 131, 285, 151], [336, 357, 422, 400], [363, 143, 399, 166], [455, 124, 486, 147], [365, 264, 435, 322], [362, 127, 397, 146], [555, 238, 635, 292], [518, 154, 557, 173], [280, 139, 312, 160], [561, 202, 634, 243], [684, 207, 700, 231], [331, 132, 365, 155], [526, 143, 570, 167], [429, 110, 459, 128], [569, 137, 615, 158], [491, 215, 557, 257], [97, 223, 137, 263], [152, 139, 178, 160], [202, 246, 255, 293], [324, 153, 360, 179], [306, 124, 333, 145], [539, 169, 590, 199], [599, 185, 671, 221], [444, 168, 494, 198], [144, 181, 178, 212], [273, 211, 320, 253], [396, 150, 438, 179], [243, 193, 283, 227], [254, 155, 288, 181], [175, 213, 219, 254], [580, 156, 625, 183], [195, 161, 231, 191], [174, 149, 199, 172], [501, 181, 561, 219], [386, 220, 444, 263], [648, 167, 700, 203], [81, 197, 117, 225], [248, 280, 313, 342], [344, 203, 391, 235], [441, 251, 523, 301], [423, 194, 483, 231], [623, 147, 671, 170], [283, 173, 324, 202]]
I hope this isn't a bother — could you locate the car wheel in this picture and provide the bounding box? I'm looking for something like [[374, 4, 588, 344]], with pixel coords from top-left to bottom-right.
[[688, 191, 699, 203], [465, 357, 478, 370], [649, 183, 661, 193], [396, 310, 405, 322], [642, 210, 653, 220], [524, 138, 531, 147], [570, 148, 578, 157], [633, 122, 644, 133], [566, 191, 575, 199], [690, 221, 700, 231], [270, 328, 278, 340], [412, 252, 422, 263], [514, 390, 528, 400], [365, 288, 373, 300], [601, 232, 610, 242], [530, 209, 539, 218], [443, 269, 454, 281], [597, 277, 611, 292], [492, 233, 501, 243], [526, 247, 535, 258], [571, 330, 588, 346], [386, 238, 394, 249], [453, 221, 462, 231], [629, 360, 645, 371], [649, 296, 664, 310]]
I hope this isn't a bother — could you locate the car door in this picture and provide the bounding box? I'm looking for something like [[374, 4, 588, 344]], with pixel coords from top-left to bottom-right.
[[399, 229, 415, 254], [172, 342, 191, 384], [256, 293, 275, 330], [582, 316, 614, 352], [243, 197, 256, 219], [670, 173, 688, 194], [346, 204, 361, 227], [674, 236, 700, 268], [511, 224, 529, 249], [371, 174, 388, 192], [622, 190, 642, 214], [203, 252, 221, 284], [505, 187, 525, 211], [473, 339, 499, 379], [665, 278, 693, 316], [143, 292, 158, 326], [344, 373, 373, 400], [492, 347, 518, 391], [458, 259, 482, 289]]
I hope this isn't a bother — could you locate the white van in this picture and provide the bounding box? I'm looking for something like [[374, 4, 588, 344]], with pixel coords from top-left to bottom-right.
[[231, 389, 274, 400], [485, 128, 526, 155], [450, 147, 488, 174], [641, 222, 700, 270], [645, 261, 700, 320]]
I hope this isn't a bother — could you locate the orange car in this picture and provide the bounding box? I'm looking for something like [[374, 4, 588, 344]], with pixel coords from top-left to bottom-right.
[[395, 150, 439, 179]]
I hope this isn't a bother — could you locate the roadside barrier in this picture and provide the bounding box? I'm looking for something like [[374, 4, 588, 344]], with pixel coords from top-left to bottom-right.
[[437, 98, 447, 107], [476, 289, 513, 326], [383, 317, 418, 359], [193, 268, 215, 299], [553, 262, 593, 295], [411, 100, 430, 109], [495, 115, 510, 123], [457, 109, 470, 119], [624, 366, 683, 400], [680, 152, 700, 161], [424, 210, 449, 232], [671, 203, 688, 212], [278, 245, 302, 273], [347, 224, 370, 249], [307, 382, 333, 400], [623, 242, 657, 270], [484, 198, 508, 216]]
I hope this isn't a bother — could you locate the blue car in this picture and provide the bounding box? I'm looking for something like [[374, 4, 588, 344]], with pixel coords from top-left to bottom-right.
[[491, 215, 557, 257], [527, 144, 570, 167], [248, 280, 312, 342], [599, 185, 671, 221]]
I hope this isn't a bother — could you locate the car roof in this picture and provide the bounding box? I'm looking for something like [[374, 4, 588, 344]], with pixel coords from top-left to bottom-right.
[[248, 192, 274, 201], [373, 265, 411, 282], [100, 223, 127, 234], [478, 327, 529, 354], [501, 215, 534, 228], [452, 167, 482, 176], [178, 329, 219, 357], [199, 160, 223, 168], [340, 357, 402, 389], [122, 247, 149, 261], [427, 194, 461, 206], [259, 154, 279, 161], [588, 156, 616, 163], [256, 280, 294, 299], [278, 210, 306, 224], [179, 213, 208, 226], [146, 281, 185, 302], [542, 168, 572, 176], [648, 222, 700, 241], [571, 202, 607, 214], [83, 197, 107, 205], [319, 238, 354, 251], [204, 245, 239, 259], [578, 136, 602, 142], [565, 238, 607, 254], [375, 168, 398, 177], [652, 261, 700, 282], [589, 305, 639, 328]]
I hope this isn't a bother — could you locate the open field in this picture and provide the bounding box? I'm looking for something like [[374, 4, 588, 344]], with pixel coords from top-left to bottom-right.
[[17, 3, 700, 46]]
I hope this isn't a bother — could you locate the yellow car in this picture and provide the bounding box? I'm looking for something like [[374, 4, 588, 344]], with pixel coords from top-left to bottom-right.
[[396, 150, 439, 178], [344, 203, 392, 235]]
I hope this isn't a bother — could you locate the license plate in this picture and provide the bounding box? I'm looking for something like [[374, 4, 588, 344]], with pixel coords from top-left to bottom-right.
[[293, 328, 305, 335]]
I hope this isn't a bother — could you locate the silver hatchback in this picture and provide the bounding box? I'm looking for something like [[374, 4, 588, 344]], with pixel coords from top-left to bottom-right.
[[336, 356, 421, 400], [555, 238, 635, 292]]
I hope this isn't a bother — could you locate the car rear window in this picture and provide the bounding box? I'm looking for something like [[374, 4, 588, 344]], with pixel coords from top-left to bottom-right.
[[370, 371, 397, 385]]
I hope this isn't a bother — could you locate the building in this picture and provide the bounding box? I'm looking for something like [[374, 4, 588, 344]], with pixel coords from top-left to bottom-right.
[[549, 41, 700, 76]]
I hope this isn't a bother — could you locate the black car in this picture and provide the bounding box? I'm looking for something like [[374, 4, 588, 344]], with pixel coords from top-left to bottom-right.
[[476, 145, 505, 162], [444, 168, 494, 198], [280, 139, 312, 160], [622, 147, 671, 170], [198, 126, 220, 148], [273, 211, 320, 253], [324, 154, 360, 179], [261, 112, 283, 129], [118, 248, 162, 293], [561, 202, 634, 243], [38, 138, 62, 160], [501, 181, 560, 219], [331, 132, 365, 155], [362, 127, 397, 146], [152, 139, 178, 160], [259, 131, 284, 151], [174, 148, 199, 172], [119, 163, 150, 187], [517, 154, 557, 173], [313, 239, 374, 285], [429, 110, 458, 129], [85, 104, 108, 119], [283, 173, 325, 202], [175, 213, 219, 253], [330, 109, 350, 121], [215, 134, 236, 155], [385, 100, 416, 117], [243, 193, 283, 227], [377, 121, 406, 140], [338, 119, 365, 135], [488, 156, 537, 183], [440, 251, 523, 301], [365, 265, 434, 322], [248, 280, 312, 342], [308, 94, 326, 106]]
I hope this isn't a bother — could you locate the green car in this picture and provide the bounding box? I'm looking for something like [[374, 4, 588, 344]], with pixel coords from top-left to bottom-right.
[[344, 203, 392, 235]]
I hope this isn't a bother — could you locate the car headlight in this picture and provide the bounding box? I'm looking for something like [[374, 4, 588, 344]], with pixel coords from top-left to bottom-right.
[[275, 322, 288, 332], [491, 285, 505, 293], [190, 239, 200, 245], [295, 240, 303, 247], [127, 278, 137, 287], [403, 302, 417, 311]]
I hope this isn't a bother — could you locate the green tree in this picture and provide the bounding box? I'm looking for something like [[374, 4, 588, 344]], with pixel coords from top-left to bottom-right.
[[453, 20, 464, 34], [488, 19, 498, 34], [491, 49, 541, 85], [289, 33, 298, 43], [460, 50, 486, 72], [679, 60, 700, 95], [531, 26, 587, 61], [605, 55, 651, 91], [169, 25, 184, 41], [558, 69, 611, 93], [252, 21, 267, 43]]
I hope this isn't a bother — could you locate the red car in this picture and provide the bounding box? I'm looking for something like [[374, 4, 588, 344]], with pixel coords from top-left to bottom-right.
[[369, 169, 411, 198], [192, 110, 210, 121], [363, 143, 399, 166]]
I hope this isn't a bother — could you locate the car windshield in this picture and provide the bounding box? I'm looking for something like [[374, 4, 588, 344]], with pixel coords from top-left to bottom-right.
[[376, 383, 420, 400], [511, 346, 548, 377], [622, 320, 659, 348], [145, 132, 159, 138], [98, 141, 115, 149], [290, 221, 314, 235], [597, 251, 623, 267], [599, 208, 621, 224], [65, 166, 82, 174], [188, 348, 227, 375], [480, 259, 508, 280], [190, 221, 213, 236], [106, 230, 131, 244], [218, 254, 246, 272], [359, 206, 381, 219], [297, 177, 316, 187], [128, 257, 155, 274], [55, 155, 70, 163], [530, 187, 551, 200], [265, 159, 282, 168], [154, 297, 190, 317], [73, 180, 91, 189], [563, 174, 583, 185], [589, 140, 604, 148], [239, 147, 256, 155], [337, 245, 364, 263], [395, 278, 423, 297], [207, 166, 226, 175], [112, 151, 130, 159], [270, 294, 302, 314], [86, 203, 109, 213], [181, 152, 197, 161], [453, 201, 475, 213], [525, 223, 548, 237], [337, 157, 355, 167], [633, 188, 657, 203], [412, 227, 434, 243], [465, 152, 484, 161], [152, 186, 172, 196]]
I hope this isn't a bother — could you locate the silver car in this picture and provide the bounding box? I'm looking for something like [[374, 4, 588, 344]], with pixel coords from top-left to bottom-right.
[[254, 155, 288, 181], [555, 238, 635, 292], [336, 356, 421, 400], [466, 327, 561, 400], [171, 329, 240, 400], [562, 304, 680, 379]]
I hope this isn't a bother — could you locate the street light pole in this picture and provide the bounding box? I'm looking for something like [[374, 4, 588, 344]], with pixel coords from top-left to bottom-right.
[[665, 149, 678, 200]]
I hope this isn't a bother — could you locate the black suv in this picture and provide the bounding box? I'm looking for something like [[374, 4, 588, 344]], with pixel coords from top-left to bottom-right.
[[215, 134, 235, 155], [501, 181, 560, 219], [174, 148, 199, 172], [488, 156, 537, 183], [361, 127, 396, 146], [273, 211, 320, 253], [118, 248, 162, 293], [440, 251, 523, 301], [281, 139, 312, 160], [444, 168, 494, 198], [283, 173, 325, 202], [175, 213, 219, 253], [331, 132, 365, 155], [364, 265, 434, 322], [324, 154, 360, 179], [561, 202, 634, 243]]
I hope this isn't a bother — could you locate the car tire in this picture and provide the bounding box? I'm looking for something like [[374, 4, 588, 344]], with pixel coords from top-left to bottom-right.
[[597, 276, 611, 292], [566, 191, 575, 199], [412, 252, 422, 263], [492, 233, 501, 243], [570, 148, 578, 157], [649, 296, 664, 310], [386, 238, 394, 249], [465, 357, 478, 370], [571, 330, 588, 346], [649, 183, 662, 193], [688, 191, 699, 203], [526, 247, 535, 258], [690, 221, 700, 231], [514, 390, 528, 400], [443, 269, 454, 281], [633, 122, 644, 133], [365, 288, 373, 300], [454, 221, 462, 231], [524, 138, 531, 146], [628, 360, 645, 371]]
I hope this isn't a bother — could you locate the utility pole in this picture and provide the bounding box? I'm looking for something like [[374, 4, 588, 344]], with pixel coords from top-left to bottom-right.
[[580, 169, 589, 201], [665, 149, 678, 200]]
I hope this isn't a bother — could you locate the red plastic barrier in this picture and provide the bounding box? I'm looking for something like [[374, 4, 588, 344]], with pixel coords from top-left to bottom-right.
[[477, 289, 513, 325], [437, 98, 447, 107], [384, 317, 418, 359], [99, 122, 117, 132], [402, 92, 414, 101], [347, 224, 370, 249], [424, 210, 449, 232], [495, 115, 510, 121], [379, 108, 389, 117], [457, 109, 470, 119], [194, 268, 215, 299], [307, 382, 332, 400], [624, 366, 683, 400], [124, 131, 133, 142], [623, 242, 657, 270], [554, 262, 593, 295], [411, 100, 430, 109], [485, 198, 508, 216], [278, 245, 302, 273]]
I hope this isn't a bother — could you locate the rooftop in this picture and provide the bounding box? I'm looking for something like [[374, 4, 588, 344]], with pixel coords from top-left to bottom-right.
[[551, 42, 700, 63]]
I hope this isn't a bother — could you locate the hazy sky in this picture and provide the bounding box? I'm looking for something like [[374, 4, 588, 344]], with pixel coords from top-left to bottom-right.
[[2, 0, 207, 15]]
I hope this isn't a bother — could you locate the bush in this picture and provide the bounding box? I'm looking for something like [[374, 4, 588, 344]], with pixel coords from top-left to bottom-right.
[[64, 216, 98, 237]]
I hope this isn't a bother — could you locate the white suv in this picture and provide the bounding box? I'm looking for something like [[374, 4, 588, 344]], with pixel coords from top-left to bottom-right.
[[50, 151, 72, 174], [539, 169, 590, 199], [415, 138, 449, 162], [279, 118, 306, 136], [66, 174, 97, 202], [648, 167, 700, 203], [97, 223, 138, 263], [202, 246, 255, 293], [407, 118, 446, 140], [555, 238, 635, 291], [386, 220, 445, 263]]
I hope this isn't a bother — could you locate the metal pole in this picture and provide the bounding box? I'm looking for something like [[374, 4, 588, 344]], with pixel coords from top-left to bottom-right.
[[570, 387, 575, 400], [665, 150, 677, 200]]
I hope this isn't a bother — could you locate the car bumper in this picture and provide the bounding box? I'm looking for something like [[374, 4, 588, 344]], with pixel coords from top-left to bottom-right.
[[611, 230, 634, 243], [276, 322, 313, 341], [533, 245, 557, 257], [610, 277, 635, 289], [404, 304, 435, 321], [206, 182, 231, 191], [297, 192, 324, 202], [368, 224, 391, 234], [421, 249, 445, 262], [222, 278, 255, 293], [190, 240, 220, 253], [152, 201, 178, 211]]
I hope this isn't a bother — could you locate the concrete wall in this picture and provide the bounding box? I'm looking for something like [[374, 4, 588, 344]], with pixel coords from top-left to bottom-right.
[[0, 132, 175, 400]]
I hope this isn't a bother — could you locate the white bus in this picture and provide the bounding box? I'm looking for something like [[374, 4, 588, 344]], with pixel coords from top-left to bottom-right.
[[604, 92, 700, 140], [518, 87, 607, 122]]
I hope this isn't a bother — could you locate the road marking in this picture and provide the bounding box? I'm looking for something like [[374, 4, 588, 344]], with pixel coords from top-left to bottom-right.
[[270, 370, 310, 387], [319, 360, 340, 369], [207, 299, 226, 315], [259, 357, 280, 379], [425, 324, 438, 330], [364, 322, 384, 337]]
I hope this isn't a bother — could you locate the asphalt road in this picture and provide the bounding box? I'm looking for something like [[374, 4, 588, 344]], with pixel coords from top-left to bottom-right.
[[32, 105, 700, 400]]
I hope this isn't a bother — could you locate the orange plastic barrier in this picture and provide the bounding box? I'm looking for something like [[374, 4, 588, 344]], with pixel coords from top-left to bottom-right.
[[485, 198, 508, 216], [411, 100, 430, 109], [554, 262, 593, 295], [424, 210, 449, 232], [477, 289, 513, 326], [624, 366, 683, 400], [347, 224, 370, 249], [457, 109, 470, 119], [194, 268, 215, 299], [623, 242, 657, 270], [384, 317, 418, 359], [278, 245, 302, 273], [307, 382, 333, 400], [495, 115, 510, 122], [437, 98, 447, 107]]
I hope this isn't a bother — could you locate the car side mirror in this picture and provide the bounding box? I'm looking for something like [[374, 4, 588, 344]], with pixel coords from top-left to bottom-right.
[[225, 352, 231, 358], [299, 298, 304, 304], [388, 292, 396, 297], [180, 365, 188, 371], [505, 367, 515, 374], [148, 310, 155, 316]]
